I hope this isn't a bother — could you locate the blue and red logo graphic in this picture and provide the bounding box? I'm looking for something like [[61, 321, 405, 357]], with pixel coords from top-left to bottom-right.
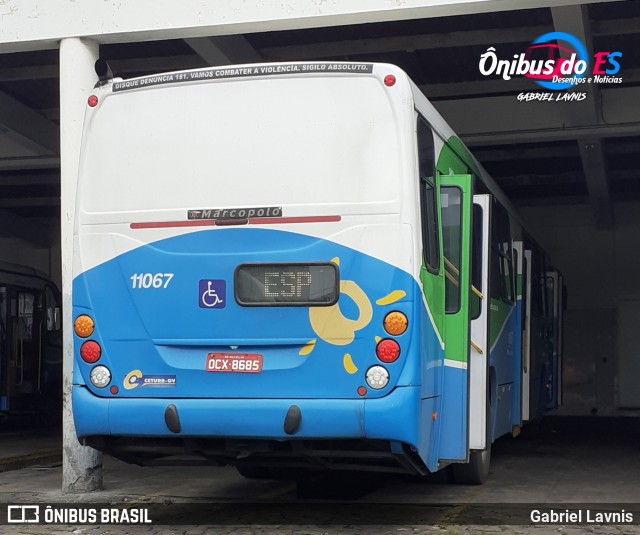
[[479, 31, 622, 91]]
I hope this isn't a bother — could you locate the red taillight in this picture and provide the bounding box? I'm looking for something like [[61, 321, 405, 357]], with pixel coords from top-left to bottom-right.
[[88, 95, 99, 107], [110, 386, 119, 395], [376, 339, 400, 363], [357, 386, 367, 397], [384, 74, 396, 87], [80, 341, 101, 363]]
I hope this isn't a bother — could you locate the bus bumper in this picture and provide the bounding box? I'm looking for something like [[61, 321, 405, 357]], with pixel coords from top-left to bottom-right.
[[72, 384, 422, 446]]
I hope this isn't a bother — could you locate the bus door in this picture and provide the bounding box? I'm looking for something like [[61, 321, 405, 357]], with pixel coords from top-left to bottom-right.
[[519, 248, 533, 421], [438, 174, 472, 461], [469, 194, 490, 450], [545, 271, 563, 410], [8, 289, 40, 412]]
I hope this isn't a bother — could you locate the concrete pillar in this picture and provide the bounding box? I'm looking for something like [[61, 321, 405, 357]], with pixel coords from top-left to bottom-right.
[[60, 37, 102, 493]]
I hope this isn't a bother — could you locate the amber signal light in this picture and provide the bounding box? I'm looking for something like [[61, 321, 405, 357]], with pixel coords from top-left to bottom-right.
[[74, 315, 95, 338]]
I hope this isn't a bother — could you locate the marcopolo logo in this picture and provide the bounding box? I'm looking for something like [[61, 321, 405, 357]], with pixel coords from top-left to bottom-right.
[[479, 31, 622, 93]]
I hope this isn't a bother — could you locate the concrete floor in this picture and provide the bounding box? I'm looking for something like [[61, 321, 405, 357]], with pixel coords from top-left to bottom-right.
[[1, 417, 640, 533]]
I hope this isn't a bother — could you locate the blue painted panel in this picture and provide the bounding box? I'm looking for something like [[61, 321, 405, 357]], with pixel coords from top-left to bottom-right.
[[437, 365, 467, 461], [73, 228, 423, 400], [489, 305, 520, 440], [494, 383, 513, 439], [511, 300, 523, 428], [420, 396, 440, 471], [75, 383, 431, 447], [72, 227, 452, 469]]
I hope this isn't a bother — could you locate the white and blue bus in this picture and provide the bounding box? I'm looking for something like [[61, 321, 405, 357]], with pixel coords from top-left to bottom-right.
[[72, 62, 563, 483]]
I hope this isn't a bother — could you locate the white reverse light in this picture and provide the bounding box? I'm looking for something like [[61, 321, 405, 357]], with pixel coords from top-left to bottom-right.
[[365, 366, 389, 390], [90, 365, 111, 388]]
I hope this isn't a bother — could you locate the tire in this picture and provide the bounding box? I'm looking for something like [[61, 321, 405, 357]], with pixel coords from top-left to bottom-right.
[[450, 439, 491, 485], [452, 389, 492, 485]]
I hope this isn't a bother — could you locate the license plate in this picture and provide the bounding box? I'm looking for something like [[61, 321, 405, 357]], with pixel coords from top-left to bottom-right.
[[205, 353, 263, 374]]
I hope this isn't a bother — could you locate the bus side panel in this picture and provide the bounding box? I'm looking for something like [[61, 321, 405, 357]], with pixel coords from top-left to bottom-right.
[[488, 301, 518, 440], [415, 291, 444, 471]]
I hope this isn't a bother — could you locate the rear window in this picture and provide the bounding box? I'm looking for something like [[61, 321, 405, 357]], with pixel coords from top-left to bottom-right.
[[79, 76, 401, 216]]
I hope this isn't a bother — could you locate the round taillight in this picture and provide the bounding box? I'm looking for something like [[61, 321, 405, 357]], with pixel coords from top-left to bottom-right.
[[80, 341, 101, 363], [88, 95, 99, 107], [383, 311, 408, 336], [357, 386, 367, 397], [376, 339, 401, 363], [74, 315, 94, 338], [365, 366, 389, 390], [110, 385, 119, 395], [384, 74, 396, 87], [90, 365, 111, 388]]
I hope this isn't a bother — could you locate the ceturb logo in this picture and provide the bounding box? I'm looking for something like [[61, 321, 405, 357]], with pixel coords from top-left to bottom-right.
[[479, 31, 622, 91], [123, 370, 177, 390]]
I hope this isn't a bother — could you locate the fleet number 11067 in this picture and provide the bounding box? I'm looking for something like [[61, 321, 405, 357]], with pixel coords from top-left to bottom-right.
[[130, 273, 174, 289]]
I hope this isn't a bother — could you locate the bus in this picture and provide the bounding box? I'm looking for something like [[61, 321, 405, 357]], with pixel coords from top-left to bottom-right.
[[0, 262, 62, 423], [72, 61, 563, 484]]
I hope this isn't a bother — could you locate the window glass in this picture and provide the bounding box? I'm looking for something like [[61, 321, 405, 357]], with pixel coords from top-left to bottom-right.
[[490, 201, 514, 304], [471, 204, 483, 320], [441, 187, 462, 313], [417, 118, 439, 273]]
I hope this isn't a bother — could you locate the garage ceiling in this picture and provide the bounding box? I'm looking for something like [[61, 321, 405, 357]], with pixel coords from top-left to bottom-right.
[[0, 0, 638, 231]]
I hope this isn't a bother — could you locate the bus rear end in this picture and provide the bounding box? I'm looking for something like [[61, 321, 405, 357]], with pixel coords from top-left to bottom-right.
[[72, 63, 440, 474]]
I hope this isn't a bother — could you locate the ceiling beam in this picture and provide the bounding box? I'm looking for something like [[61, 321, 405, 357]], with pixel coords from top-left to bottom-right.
[[185, 35, 263, 66], [0, 56, 204, 82], [0, 197, 59, 208], [261, 25, 550, 60], [462, 122, 640, 146], [0, 173, 59, 186], [474, 145, 580, 162], [0, 157, 60, 171], [432, 86, 640, 145], [259, 17, 637, 62]]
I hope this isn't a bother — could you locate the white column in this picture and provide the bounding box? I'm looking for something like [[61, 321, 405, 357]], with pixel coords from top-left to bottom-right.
[[59, 37, 102, 493]]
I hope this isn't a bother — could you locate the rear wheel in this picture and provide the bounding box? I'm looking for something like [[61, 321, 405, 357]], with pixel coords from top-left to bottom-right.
[[452, 390, 492, 485], [450, 439, 491, 485]]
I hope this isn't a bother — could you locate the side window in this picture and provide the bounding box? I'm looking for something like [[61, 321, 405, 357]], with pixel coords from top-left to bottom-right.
[[417, 118, 439, 274], [530, 249, 544, 316], [470, 204, 483, 320], [490, 202, 514, 304], [441, 186, 462, 313]]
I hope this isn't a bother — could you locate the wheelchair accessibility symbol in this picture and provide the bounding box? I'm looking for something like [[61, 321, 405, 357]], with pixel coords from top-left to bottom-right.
[[199, 280, 226, 309]]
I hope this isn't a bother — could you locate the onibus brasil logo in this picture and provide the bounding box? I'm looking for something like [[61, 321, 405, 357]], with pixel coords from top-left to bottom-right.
[[479, 31, 622, 101]]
